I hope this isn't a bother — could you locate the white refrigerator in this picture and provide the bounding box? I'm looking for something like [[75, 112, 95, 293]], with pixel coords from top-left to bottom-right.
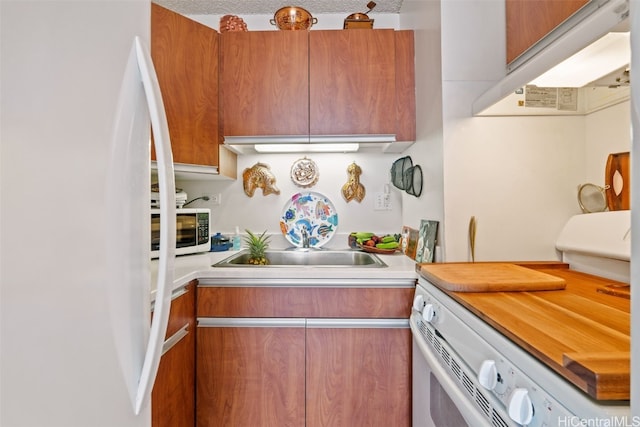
[[1, 1, 176, 426]]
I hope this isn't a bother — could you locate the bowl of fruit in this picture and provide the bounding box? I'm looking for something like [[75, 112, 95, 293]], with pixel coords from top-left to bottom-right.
[[349, 232, 401, 254]]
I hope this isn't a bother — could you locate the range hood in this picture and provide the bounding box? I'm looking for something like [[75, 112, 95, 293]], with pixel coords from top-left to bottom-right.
[[473, 0, 630, 116], [223, 135, 414, 154]]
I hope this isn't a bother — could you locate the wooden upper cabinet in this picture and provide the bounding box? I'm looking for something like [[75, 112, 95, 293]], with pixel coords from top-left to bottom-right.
[[309, 29, 396, 136], [220, 31, 309, 137], [394, 30, 416, 142], [151, 3, 219, 166], [506, 0, 589, 64]]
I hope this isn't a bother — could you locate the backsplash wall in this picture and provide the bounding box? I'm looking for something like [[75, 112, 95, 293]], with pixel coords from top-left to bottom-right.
[[177, 152, 407, 248]]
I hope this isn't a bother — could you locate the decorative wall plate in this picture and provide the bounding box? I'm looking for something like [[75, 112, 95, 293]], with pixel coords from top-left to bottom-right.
[[290, 157, 319, 187], [279, 191, 338, 247]]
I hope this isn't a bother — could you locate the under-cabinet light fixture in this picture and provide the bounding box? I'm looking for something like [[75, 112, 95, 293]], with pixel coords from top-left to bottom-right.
[[253, 143, 360, 153], [529, 31, 630, 88]]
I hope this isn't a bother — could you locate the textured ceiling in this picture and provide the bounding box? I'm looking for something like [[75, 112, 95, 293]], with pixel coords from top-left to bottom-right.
[[153, 0, 403, 16]]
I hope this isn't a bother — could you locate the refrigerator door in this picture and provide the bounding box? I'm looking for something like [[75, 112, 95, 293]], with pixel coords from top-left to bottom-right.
[[1, 2, 161, 426], [131, 35, 176, 415]]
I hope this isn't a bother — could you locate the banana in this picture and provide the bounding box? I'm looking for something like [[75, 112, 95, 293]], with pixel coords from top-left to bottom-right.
[[353, 232, 374, 240], [381, 235, 397, 243]]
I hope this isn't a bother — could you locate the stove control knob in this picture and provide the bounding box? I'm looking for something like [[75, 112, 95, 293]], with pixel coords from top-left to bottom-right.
[[422, 304, 436, 322], [412, 294, 425, 312], [478, 360, 498, 390], [508, 388, 534, 425]]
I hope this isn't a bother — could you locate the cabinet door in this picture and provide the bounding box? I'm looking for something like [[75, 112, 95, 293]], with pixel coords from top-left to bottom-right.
[[306, 323, 411, 427], [221, 31, 309, 137], [506, 0, 589, 64], [151, 327, 195, 427], [309, 30, 396, 136], [197, 321, 306, 427], [152, 281, 196, 427], [394, 30, 416, 143], [151, 3, 219, 166]]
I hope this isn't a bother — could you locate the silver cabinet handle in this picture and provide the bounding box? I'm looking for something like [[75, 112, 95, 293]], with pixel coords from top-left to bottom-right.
[[306, 318, 409, 328], [161, 324, 189, 356], [197, 318, 408, 329], [198, 318, 306, 328]]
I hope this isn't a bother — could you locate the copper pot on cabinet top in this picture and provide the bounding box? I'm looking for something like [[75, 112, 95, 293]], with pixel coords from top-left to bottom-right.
[[270, 6, 317, 30]]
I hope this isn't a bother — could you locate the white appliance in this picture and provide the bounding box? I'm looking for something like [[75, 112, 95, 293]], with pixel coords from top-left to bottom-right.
[[1, 2, 176, 426], [410, 211, 631, 426], [151, 208, 211, 258]]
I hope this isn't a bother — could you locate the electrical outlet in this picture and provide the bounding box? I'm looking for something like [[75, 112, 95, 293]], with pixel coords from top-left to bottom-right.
[[374, 192, 392, 210], [208, 193, 222, 206]]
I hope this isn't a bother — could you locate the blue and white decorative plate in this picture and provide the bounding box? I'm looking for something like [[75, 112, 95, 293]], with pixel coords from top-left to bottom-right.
[[279, 191, 338, 248]]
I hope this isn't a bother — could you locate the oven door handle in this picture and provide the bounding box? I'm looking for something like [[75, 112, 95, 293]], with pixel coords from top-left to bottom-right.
[[410, 316, 492, 427]]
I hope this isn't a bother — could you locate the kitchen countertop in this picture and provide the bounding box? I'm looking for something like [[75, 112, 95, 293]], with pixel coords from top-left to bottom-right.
[[151, 248, 418, 298], [420, 262, 630, 401]]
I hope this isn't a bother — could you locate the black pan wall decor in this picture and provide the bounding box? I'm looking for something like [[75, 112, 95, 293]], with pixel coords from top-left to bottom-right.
[[391, 156, 423, 197], [391, 156, 412, 190]]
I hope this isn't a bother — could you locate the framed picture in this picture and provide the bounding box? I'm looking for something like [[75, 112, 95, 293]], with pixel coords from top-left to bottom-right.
[[415, 220, 438, 263], [401, 225, 419, 260]]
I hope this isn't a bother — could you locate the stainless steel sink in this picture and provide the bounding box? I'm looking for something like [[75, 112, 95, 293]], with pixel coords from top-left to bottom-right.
[[212, 250, 387, 268]]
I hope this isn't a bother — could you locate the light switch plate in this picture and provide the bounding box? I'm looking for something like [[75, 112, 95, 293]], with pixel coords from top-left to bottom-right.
[[374, 192, 392, 210]]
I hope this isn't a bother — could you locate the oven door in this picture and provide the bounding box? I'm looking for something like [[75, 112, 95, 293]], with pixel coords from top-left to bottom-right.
[[411, 315, 492, 427]]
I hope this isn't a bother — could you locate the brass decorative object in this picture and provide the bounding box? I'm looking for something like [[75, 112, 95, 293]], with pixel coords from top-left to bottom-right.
[[341, 162, 366, 202], [344, 1, 376, 29], [270, 7, 317, 30], [290, 157, 319, 188], [242, 162, 280, 197], [220, 15, 248, 32]]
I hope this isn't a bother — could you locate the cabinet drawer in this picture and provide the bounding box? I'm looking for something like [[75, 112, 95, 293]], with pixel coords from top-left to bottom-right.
[[197, 286, 414, 318]]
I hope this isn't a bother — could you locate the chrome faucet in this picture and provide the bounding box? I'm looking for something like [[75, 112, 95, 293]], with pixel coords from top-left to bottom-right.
[[301, 227, 310, 249]]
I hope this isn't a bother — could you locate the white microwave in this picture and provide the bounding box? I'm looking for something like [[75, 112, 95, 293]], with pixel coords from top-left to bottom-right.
[[151, 208, 210, 258]]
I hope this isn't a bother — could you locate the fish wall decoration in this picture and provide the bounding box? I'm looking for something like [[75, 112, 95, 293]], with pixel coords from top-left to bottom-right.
[[242, 162, 280, 197]]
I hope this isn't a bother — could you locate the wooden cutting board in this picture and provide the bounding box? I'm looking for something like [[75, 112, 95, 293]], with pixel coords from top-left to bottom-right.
[[419, 262, 566, 292], [605, 151, 630, 211], [438, 266, 630, 400], [597, 283, 631, 299], [563, 352, 630, 400]]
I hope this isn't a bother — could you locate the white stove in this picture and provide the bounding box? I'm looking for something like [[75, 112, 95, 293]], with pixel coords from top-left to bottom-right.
[[411, 211, 631, 427]]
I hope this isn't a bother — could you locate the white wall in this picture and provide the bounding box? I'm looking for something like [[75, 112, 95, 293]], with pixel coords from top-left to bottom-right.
[[585, 100, 631, 184], [438, 0, 630, 262], [178, 153, 404, 248], [399, 0, 446, 260]]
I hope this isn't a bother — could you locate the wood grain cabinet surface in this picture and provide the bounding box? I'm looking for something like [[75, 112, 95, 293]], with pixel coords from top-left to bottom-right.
[[309, 30, 396, 136], [220, 29, 415, 143], [151, 4, 236, 178], [197, 284, 414, 427], [306, 327, 410, 427], [220, 31, 309, 137], [152, 281, 197, 427], [506, 0, 589, 64], [197, 324, 306, 427]]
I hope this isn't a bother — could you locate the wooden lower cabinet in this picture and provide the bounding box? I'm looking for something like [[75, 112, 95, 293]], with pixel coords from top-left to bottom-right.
[[196, 284, 414, 427], [152, 328, 195, 427], [306, 325, 411, 427], [152, 281, 197, 427], [196, 322, 306, 427]]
